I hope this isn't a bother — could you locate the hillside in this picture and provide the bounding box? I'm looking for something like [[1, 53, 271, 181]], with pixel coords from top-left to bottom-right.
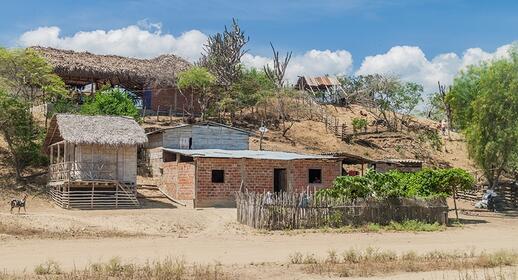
[[142, 102, 476, 173], [250, 104, 475, 172], [0, 102, 477, 192]]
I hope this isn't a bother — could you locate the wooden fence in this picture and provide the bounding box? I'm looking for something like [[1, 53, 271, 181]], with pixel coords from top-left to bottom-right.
[[236, 192, 449, 230]]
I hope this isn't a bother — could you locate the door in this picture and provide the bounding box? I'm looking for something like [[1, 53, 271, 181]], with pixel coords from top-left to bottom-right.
[[274, 169, 287, 193], [143, 89, 152, 109]]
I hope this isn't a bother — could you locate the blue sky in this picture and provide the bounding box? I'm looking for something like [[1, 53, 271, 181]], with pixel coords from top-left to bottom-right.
[[1, 0, 517, 93]]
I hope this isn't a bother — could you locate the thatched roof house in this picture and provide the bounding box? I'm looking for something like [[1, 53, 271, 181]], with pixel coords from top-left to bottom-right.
[[44, 114, 147, 150], [44, 114, 147, 209], [32, 47, 198, 113], [31, 46, 191, 89]]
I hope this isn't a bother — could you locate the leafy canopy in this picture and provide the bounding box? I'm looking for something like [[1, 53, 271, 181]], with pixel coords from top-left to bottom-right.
[[177, 66, 216, 90], [447, 45, 518, 185], [317, 168, 474, 200], [81, 87, 140, 121], [0, 90, 47, 178], [0, 48, 66, 103]]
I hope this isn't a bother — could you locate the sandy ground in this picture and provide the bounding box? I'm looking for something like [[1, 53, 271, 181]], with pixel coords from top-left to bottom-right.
[[1, 196, 518, 279]]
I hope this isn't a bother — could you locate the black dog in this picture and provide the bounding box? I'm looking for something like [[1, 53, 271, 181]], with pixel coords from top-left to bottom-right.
[[10, 194, 28, 213]]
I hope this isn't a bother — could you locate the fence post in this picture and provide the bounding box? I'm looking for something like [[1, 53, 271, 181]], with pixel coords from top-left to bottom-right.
[[169, 105, 173, 124], [325, 116, 328, 133]]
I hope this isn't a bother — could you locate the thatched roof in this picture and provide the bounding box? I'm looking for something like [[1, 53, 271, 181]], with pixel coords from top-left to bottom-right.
[[44, 114, 147, 150], [31, 46, 191, 89]]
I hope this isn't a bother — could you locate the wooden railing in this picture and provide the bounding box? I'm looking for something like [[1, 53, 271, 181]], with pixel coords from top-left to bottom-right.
[[49, 161, 117, 182]]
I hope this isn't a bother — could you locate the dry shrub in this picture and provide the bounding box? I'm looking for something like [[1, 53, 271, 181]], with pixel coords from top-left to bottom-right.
[[0, 220, 140, 240], [3, 258, 231, 280], [295, 248, 518, 278]]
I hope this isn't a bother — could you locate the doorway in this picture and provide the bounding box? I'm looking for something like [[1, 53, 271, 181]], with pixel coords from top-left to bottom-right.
[[274, 169, 287, 193]]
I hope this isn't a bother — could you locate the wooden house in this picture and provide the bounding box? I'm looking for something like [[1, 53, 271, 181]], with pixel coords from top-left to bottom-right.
[[44, 114, 147, 209], [32, 47, 198, 114]]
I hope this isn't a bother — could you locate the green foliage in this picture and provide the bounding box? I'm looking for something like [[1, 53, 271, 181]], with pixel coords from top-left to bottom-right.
[[384, 220, 442, 232], [177, 66, 216, 90], [425, 91, 447, 121], [233, 68, 274, 108], [447, 45, 518, 186], [0, 90, 47, 178], [81, 88, 140, 121], [317, 168, 474, 200], [49, 96, 79, 115], [352, 118, 368, 133], [0, 48, 66, 103], [418, 129, 443, 151], [177, 66, 216, 119]]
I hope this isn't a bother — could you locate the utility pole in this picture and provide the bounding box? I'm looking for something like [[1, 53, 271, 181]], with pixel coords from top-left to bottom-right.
[[258, 121, 268, 151]]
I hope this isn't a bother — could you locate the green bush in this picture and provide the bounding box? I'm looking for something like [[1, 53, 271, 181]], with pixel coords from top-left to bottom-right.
[[317, 168, 474, 200], [81, 88, 140, 121], [352, 118, 368, 133]]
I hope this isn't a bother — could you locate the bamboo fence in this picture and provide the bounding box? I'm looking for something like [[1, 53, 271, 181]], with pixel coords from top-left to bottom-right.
[[236, 191, 448, 230]]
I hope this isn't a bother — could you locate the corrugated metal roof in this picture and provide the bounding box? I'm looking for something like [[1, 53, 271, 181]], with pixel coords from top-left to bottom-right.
[[300, 76, 341, 87], [146, 122, 253, 135], [163, 148, 336, 160], [381, 159, 424, 164]]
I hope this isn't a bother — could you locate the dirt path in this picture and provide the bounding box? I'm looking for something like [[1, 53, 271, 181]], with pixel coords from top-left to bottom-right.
[[1, 206, 518, 276]]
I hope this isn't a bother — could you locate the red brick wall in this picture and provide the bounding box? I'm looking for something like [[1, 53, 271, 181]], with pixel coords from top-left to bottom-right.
[[292, 159, 342, 192], [161, 161, 196, 203], [194, 158, 342, 207], [151, 87, 200, 113]]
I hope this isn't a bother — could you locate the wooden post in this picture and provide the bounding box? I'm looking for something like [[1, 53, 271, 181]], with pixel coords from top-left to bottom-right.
[[156, 105, 160, 122], [453, 185, 459, 221], [50, 145, 54, 164], [169, 105, 173, 124], [91, 183, 95, 209], [324, 116, 328, 133]]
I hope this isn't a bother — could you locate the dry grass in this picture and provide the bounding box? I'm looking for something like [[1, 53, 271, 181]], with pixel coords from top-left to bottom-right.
[[0, 258, 231, 280], [0, 220, 141, 240], [262, 220, 445, 236], [289, 248, 518, 278]]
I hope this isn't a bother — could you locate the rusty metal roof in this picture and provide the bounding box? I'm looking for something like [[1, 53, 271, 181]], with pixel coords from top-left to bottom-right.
[[299, 76, 341, 87]]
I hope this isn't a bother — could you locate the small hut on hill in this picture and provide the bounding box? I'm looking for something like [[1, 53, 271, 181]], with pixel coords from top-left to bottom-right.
[[295, 75, 347, 104], [31, 46, 198, 114], [44, 114, 147, 209]]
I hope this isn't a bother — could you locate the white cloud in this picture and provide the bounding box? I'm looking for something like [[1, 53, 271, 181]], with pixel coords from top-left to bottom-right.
[[356, 44, 513, 94], [18, 25, 208, 61], [16, 24, 514, 94], [242, 49, 353, 84]]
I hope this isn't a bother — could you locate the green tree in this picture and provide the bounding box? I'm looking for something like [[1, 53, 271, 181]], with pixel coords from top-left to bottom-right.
[[233, 68, 274, 111], [0, 90, 46, 180], [177, 66, 216, 120], [447, 46, 518, 188], [0, 48, 66, 104], [81, 88, 140, 121], [372, 76, 423, 131]]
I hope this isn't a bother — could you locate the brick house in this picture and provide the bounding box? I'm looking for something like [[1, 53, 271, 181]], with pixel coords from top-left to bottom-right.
[[160, 149, 342, 207], [144, 122, 251, 177]]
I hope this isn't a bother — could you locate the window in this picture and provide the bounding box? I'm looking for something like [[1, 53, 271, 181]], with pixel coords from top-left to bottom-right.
[[308, 169, 322, 184], [211, 170, 225, 183]]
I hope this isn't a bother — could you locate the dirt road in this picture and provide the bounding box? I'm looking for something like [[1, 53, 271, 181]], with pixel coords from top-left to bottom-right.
[[1, 200, 518, 276]]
